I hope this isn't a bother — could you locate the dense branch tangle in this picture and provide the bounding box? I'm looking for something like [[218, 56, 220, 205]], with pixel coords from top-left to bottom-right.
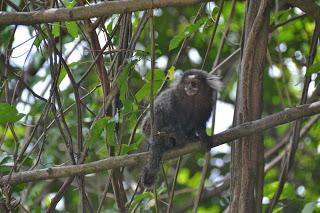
[[1, 0, 320, 211], [1, 101, 320, 186]]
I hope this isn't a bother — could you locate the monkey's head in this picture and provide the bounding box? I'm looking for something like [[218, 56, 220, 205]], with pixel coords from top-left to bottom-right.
[[177, 69, 223, 96]]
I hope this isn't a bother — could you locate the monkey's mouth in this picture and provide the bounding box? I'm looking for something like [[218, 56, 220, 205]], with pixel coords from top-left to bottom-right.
[[185, 88, 198, 96]]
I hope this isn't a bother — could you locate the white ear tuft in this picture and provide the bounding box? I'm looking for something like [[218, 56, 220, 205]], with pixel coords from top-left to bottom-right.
[[171, 70, 183, 87], [206, 75, 223, 91]]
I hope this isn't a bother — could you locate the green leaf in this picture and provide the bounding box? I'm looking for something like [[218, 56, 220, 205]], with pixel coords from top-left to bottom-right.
[[106, 17, 116, 33], [120, 143, 139, 155], [187, 172, 202, 188], [145, 68, 165, 82], [211, 6, 220, 20], [0, 26, 13, 48], [0, 166, 11, 176], [135, 50, 149, 59], [177, 168, 190, 185], [149, 69, 165, 94], [271, 9, 290, 23], [169, 32, 185, 51], [107, 21, 113, 33], [106, 119, 117, 146], [12, 183, 26, 193], [121, 99, 133, 114], [129, 192, 153, 212], [169, 18, 206, 51], [52, 23, 60, 38], [58, 67, 67, 86], [34, 27, 49, 48], [0, 103, 24, 125], [0, 153, 13, 166], [66, 21, 79, 38], [135, 69, 165, 102], [117, 63, 131, 85], [22, 155, 34, 167], [135, 84, 150, 103], [281, 182, 296, 199], [264, 181, 280, 198], [86, 117, 109, 147], [306, 62, 320, 76], [302, 202, 317, 213], [117, 60, 138, 102], [167, 66, 176, 80], [34, 34, 43, 48], [64, 0, 76, 8], [264, 181, 296, 200]]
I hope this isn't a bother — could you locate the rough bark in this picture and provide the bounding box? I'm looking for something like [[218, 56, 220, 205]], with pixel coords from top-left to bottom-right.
[[1, 100, 320, 186], [0, 0, 211, 25], [230, 1, 270, 212]]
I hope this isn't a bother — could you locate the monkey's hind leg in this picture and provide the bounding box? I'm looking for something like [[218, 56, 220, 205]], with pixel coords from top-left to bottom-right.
[[197, 127, 213, 151], [142, 140, 166, 188]]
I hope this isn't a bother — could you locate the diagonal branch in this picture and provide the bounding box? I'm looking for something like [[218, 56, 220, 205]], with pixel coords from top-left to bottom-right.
[[1, 101, 320, 186], [287, 0, 320, 21], [0, 0, 211, 25]]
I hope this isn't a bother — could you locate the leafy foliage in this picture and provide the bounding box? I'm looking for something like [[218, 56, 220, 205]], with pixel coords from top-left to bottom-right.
[[0, 103, 24, 125], [0, 1, 319, 212]]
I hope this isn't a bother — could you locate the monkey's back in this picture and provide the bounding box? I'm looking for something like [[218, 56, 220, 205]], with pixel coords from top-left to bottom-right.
[[152, 87, 213, 136]]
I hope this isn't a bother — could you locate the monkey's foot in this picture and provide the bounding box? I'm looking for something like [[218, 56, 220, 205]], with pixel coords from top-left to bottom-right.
[[199, 135, 212, 151], [200, 141, 212, 152]]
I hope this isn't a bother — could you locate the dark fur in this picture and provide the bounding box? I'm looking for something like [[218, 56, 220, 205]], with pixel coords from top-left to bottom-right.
[[141, 69, 222, 188]]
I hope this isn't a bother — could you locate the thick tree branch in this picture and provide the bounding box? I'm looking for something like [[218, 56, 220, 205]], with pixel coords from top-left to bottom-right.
[[0, 0, 210, 25], [1, 101, 320, 185]]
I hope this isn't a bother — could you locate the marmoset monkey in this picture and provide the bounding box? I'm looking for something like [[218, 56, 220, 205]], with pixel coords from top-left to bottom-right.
[[141, 69, 222, 188]]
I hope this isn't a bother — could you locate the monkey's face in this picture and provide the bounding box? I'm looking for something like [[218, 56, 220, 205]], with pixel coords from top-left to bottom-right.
[[183, 75, 201, 96]]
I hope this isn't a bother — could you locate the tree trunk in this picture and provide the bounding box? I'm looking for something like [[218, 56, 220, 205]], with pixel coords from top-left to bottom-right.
[[229, 1, 270, 212]]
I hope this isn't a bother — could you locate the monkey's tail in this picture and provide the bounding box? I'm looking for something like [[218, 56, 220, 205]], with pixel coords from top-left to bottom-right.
[[141, 144, 164, 188], [142, 166, 158, 188]]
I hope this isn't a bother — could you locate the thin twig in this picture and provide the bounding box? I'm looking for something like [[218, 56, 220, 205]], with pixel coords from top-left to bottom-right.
[[166, 157, 182, 213], [46, 177, 75, 213], [201, 0, 225, 69], [212, 0, 236, 68]]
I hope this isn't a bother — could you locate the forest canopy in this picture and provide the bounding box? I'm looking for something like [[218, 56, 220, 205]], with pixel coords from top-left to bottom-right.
[[0, 0, 320, 212]]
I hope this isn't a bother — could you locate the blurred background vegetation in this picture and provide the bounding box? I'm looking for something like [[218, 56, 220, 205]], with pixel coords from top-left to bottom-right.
[[1, 0, 320, 212]]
